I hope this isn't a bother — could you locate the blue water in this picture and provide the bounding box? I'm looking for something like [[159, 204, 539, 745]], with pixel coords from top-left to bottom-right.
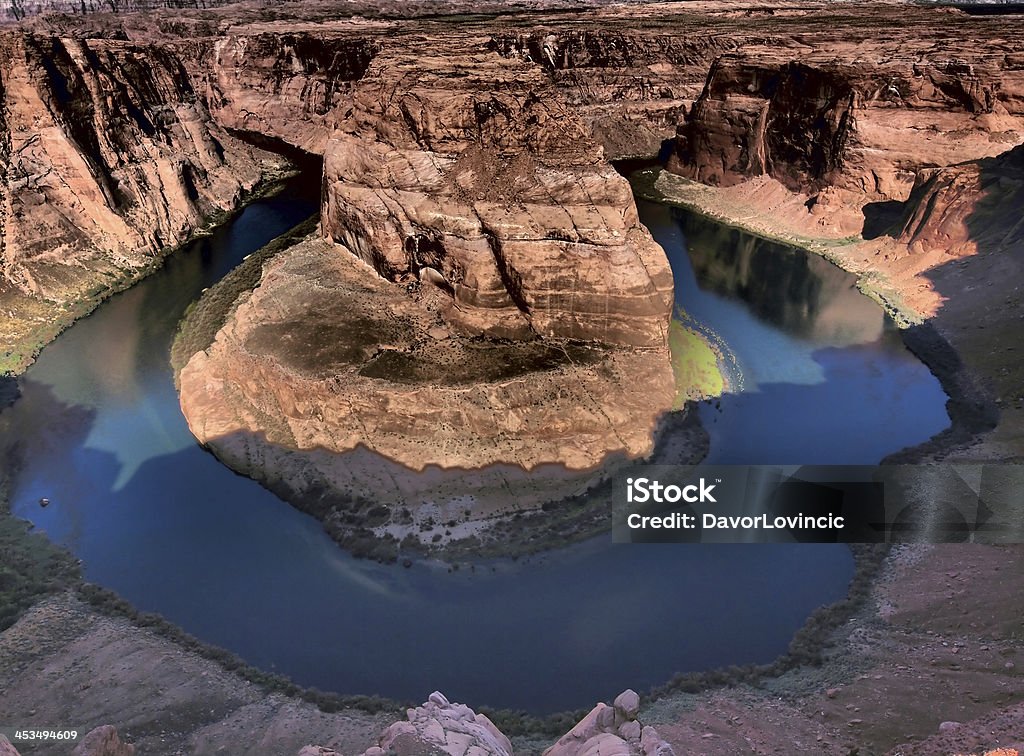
[[0, 174, 941, 713], [636, 194, 951, 464]]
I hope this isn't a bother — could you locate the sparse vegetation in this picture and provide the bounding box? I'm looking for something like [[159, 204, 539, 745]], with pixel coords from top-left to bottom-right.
[[0, 446, 81, 631], [648, 542, 890, 700], [170, 214, 320, 383], [0, 510, 81, 632], [668, 318, 724, 405]]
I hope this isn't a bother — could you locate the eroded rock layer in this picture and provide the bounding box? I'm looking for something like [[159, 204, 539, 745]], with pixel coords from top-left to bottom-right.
[[173, 23, 684, 538], [0, 34, 281, 295], [670, 44, 1024, 207], [321, 36, 674, 347]]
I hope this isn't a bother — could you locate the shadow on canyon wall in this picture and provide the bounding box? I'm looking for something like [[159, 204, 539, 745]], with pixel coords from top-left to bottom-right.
[[867, 145, 1024, 461]]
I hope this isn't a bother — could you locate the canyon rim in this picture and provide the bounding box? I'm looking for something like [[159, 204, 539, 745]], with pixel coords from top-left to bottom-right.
[[1, 0, 1024, 754]]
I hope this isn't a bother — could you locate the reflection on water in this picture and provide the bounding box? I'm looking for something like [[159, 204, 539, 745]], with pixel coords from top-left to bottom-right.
[[637, 196, 951, 464], [683, 214, 884, 347], [0, 178, 861, 713]]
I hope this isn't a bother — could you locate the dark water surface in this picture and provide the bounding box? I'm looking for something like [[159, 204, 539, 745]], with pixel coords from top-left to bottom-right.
[[0, 173, 940, 713], [636, 194, 951, 464]]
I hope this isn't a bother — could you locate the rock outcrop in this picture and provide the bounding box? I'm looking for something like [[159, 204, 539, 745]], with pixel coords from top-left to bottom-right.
[[298, 690, 672, 756], [544, 690, 674, 756], [321, 36, 673, 347], [175, 23, 682, 550], [176, 232, 676, 558], [72, 726, 135, 756], [894, 142, 1024, 258], [357, 691, 513, 756]]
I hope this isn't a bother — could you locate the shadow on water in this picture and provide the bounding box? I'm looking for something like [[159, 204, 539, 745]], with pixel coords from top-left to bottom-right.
[[635, 196, 952, 464], [0, 174, 860, 714], [10, 421, 856, 711]]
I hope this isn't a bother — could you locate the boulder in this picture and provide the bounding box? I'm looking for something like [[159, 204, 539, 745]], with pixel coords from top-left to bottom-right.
[[358, 692, 512, 756], [545, 691, 674, 756], [71, 726, 135, 756]]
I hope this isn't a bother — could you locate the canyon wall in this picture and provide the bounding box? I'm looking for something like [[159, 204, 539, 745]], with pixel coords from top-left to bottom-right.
[[320, 37, 673, 346], [670, 50, 1024, 202], [198, 32, 381, 156], [0, 0, 234, 24], [488, 29, 733, 159], [0, 31, 281, 331], [895, 142, 1024, 257]]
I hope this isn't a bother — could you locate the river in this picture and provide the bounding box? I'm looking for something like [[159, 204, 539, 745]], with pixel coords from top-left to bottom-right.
[[1, 170, 948, 713]]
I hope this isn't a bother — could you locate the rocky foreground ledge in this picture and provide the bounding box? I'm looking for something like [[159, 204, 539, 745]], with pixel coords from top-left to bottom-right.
[[0, 690, 677, 756], [304, 689, 676, 756]]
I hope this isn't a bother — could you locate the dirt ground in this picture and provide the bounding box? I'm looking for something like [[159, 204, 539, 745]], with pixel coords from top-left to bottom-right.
[[0, 544, 1020, 755], [643, 543, 1024, 756], [0, 593, 390, 756]]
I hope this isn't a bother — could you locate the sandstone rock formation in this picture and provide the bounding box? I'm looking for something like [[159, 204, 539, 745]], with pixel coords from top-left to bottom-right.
[[298, 690, 673, 756], [201, 32, 380, 156], [0, 33, 283, 292], [322, 71, 674, 347], [0, 29, 286, 371], [543, 689, 674, 756], [357, 691, 513, 756], [671, 49, 1024, 202], [894, 143, 1024, 258], [176, 231, 677, 558], [174, 20, 685, 550]]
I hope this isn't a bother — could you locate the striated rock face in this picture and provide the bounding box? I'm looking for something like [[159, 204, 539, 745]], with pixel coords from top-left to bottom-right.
[[488, 29, 729, 160], [670, 49, 1024, 202], [895, 143, 1024, 257], [200, 32, 381, 155], [0, 33, 278, 299], [672, 58, 856, 192], [321, 36, 673, 347]]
